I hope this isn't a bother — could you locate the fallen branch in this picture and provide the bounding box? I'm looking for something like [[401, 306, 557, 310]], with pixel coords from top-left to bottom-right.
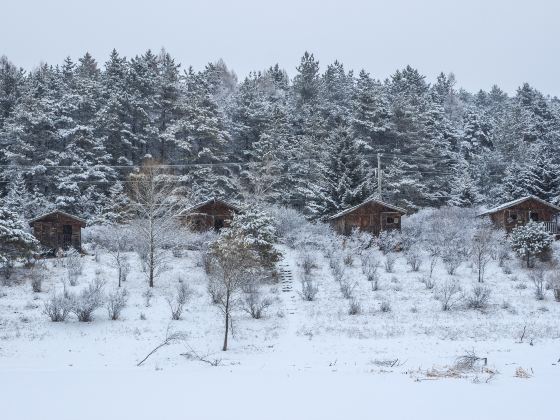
[[137, 325, 187, 367], [181, 344, 222, 367]]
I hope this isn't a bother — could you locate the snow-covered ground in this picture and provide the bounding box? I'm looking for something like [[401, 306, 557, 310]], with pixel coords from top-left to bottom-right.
[[1, 236, 559, 419]]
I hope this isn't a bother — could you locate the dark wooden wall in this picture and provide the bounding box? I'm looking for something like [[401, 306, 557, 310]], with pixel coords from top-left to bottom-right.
[[182, 201, 236, 231], [31, 214, 83, 251], [331, 202, 404, 236], [488, 198, 559, 232]]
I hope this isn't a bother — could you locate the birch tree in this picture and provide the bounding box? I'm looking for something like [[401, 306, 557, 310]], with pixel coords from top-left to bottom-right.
[[129, 162, 186, 287]]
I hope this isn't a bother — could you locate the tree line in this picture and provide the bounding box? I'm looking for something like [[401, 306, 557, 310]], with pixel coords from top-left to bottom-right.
[[1, 50, 560, 221]]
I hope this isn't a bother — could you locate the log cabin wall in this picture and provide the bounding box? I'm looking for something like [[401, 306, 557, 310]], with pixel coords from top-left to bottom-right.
[[331, 202, 404, 236], [489, 198, 559, 232], [30, 213, 84, 251], [182, 201, 237, 231]]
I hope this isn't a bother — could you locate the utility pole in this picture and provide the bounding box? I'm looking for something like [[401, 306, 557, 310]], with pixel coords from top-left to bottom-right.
[[377, 153, 382, 200]]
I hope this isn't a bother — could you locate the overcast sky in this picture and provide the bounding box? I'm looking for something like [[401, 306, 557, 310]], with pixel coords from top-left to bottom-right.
[[2, 0, 559, 96]]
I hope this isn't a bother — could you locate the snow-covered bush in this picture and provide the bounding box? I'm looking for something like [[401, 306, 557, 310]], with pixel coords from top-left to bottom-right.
[[330, 257, 345, 283], [298, 250, 318, 275], [72, 278, 105, 322], [29, 262, 46, 293], [339, 277, 356, 299], [299, 274, 319, 301], [166, 281, 192, 320], [242, 283, 271, 319], [347, 228, 374, 254], [267, 205, 308, 247], [142, 287, 154, 307], [404, 246, 422, 272], [92, 224, 133, 287], [0, 207, 38, 280], [377, 230, 401, 254], [43, 293, 73, 322], [510, 222, 553, 268], [361, 252, 381, 290], [421, 275, 436, 290], [348, 298, 361, 315], [226, 206, 281, 269], [471, 220, 503, 283], [65, 249, 83, 286], [384, 253, 397, 273], [548, 271, 560, 302], [379, 300, 392, 313], [465, 285, 491, 310], [106, 288, 128, 320], [529, 269, 546, 300], [436, 280, 462, 311]]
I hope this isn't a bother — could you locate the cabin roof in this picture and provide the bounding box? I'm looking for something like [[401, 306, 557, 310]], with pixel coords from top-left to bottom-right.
[[28, 210, 87, 227], [180, 197, 240, 215], [478, 195, 560, 216], [329, 197, 407, 220]]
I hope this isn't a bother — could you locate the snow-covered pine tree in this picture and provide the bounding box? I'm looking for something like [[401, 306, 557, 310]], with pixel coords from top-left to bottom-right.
[[447, 160, 481, 207], [0, 206, 38, 277]]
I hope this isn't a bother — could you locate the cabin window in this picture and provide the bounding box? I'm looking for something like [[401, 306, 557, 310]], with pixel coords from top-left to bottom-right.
[[507, 210, 521, 223], [384, 215, 399, 225], [530, 212, 539, 222]]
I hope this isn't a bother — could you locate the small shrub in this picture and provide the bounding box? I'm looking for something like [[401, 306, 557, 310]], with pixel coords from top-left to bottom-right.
[[547, 271, 560, 302], [29, 262, 46, 293], [166, 282, 192, 320], [380, 300, 392, 313], [242, 283, 272, 319], [106, 288, 128, 320], [207, 277, 224, 304], [43, 293, 72, 322], [139, 312, 147, 320], [339, 277, 356, 299], [65, 249, 83, 286], [331, 259, 345, 283], [343, 252, 354, 267], [142, 287, 154, 307], [436, 280, 461, 311], [72, 278, 105, 322], [529, 270, 546, 300], [421, 276, 436, 290], [299, 275, 319, 301], [348, 298, 361, 315], [377, 230, 401, 254], [466, 285, 491, 310], [405, 248, 422, 272], [502, 264, 512, 275], [384, 254, 397, 273], [298, 251, 318, 275]]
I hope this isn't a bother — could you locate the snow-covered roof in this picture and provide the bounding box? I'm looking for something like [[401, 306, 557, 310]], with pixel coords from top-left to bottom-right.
[[180, 197, 241, 215], [28, 210, 87, 226], [329, 198, 407, 220], [478, 195, 560, 216]]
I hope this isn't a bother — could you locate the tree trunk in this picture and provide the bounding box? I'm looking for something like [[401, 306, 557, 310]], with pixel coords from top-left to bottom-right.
[[118, 266, 122, 288], [223, 292, 230, 351]]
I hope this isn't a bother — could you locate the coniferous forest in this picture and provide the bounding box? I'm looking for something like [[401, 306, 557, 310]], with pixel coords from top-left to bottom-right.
[[1, 50, 559, 220]]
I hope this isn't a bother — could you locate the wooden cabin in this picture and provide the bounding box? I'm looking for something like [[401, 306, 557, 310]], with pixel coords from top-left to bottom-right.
[[329, 198, 407, 236], [179, 198, 239, 232], [29, 210, 86, 251], [478, 195, 560, 235]]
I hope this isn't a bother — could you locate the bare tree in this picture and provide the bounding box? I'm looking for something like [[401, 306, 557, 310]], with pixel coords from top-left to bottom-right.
[[471, 220, 501, 283], [94, 224, 132, 287], [129, 162, 187, 287], [208, 229, 259, 351], [165, 281, 193, 320]]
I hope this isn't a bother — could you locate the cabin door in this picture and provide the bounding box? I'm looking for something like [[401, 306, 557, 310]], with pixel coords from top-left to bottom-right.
[[214, 218, 224, 231], [62, 225, 72, 248]]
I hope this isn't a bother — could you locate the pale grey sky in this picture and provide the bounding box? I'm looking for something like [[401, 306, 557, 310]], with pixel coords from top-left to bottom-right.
[[2, 0, 559, 96]]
